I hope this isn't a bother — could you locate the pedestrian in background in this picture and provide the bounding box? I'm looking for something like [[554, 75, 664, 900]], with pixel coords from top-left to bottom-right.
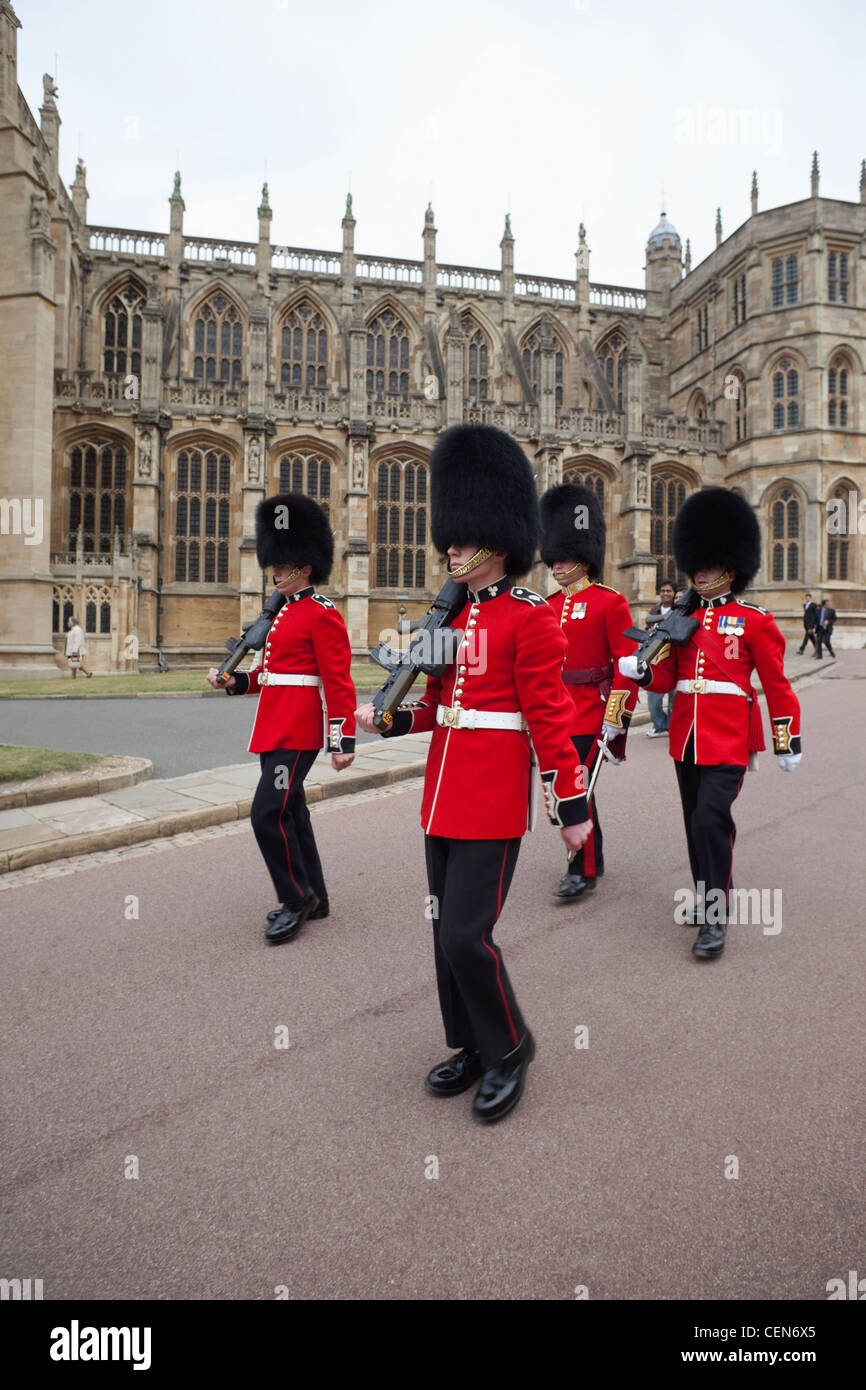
[[646, 579, 675, 737], [797, 593, 818, 655], [814, 596, 837, 659], [65, 615, 92, 678]]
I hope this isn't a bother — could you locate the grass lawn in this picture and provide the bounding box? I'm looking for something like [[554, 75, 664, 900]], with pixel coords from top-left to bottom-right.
[[0, 665, 382, 698], [0, 744, 102, 784]]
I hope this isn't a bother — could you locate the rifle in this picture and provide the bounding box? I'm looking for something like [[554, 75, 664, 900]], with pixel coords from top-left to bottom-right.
[[623, 587, 700, 675], [369, 577, 468, 731], [215, 588, 286, 687]]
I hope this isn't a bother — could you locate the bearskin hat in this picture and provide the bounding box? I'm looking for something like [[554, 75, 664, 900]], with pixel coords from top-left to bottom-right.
[[430, 424, 538, 575], [255, 493, 334, 584], [673, 487, 761, 595], [539, 482, 606, 579]]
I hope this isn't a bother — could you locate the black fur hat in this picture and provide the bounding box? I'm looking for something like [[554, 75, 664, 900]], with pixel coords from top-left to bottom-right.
[[255, 493, 334, 584], [673, 487, 760, 595], [539, 482, 606, 579], [430, 424, 538, 575]]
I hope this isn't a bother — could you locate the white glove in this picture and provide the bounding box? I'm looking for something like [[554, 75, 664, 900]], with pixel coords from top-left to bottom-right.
[[618, 654, 640, 680], [597, 728, 624, 766], [776, 753, 802, 771], [601, 722, 622, 741]]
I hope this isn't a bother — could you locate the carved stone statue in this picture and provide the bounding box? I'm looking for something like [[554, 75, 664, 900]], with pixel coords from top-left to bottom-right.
[[30, 193, 48, 232], [351, 442, 366, 489], [247, 436, 262, 481], [138, 430, 152, 478], [576, 223, 589, 274], [636, 460, 648, 505], [42, 73, 59, 102]]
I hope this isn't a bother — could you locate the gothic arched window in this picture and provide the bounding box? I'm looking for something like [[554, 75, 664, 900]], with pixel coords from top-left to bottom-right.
[[462, 315, 490, 401], [728, 368, 748, 442], [522, 328, 565, 409], [375, 456, 428, 588], [193, 294, 244, 386], [103, 284, 144, 377], [772, 358, 800, 429], [651, 473, 688, 589], [280, 302, 328, 393], [174, 447, 232, 582], [769, 487, 800, 582], [828, 483, 856, 581], [67, 440, 128, 552], [277, 451, 331, 523], [367, 311, 410, 401], [595, 332, 626, 411], [828, 354, 851, 427], [565, 465, 605, 509], [828, 251, 849, 303]]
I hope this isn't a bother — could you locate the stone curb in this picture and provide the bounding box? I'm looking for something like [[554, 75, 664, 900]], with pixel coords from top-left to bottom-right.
[[0, 758, 153, 812], [0, 758, 429, 876], [0, 659, 828, 877]]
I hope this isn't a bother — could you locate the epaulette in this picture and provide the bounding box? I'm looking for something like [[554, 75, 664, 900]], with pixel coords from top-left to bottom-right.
[[592, 582, 624, 596], [510, 587, 547, 607], [312, 594, 335, 609], [737, 600, 767, 614]]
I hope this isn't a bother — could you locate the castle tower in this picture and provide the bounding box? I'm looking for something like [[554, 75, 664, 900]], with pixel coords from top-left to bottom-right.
[[644, 210, 682, 297], [0, 3, 60, 676]]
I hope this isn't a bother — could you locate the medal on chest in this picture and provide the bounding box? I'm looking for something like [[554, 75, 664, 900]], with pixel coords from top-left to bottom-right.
[[717, 614, 744, 636]]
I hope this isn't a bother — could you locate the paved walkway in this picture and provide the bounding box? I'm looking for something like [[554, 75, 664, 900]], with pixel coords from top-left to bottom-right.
[[0, 651, 832, 875]]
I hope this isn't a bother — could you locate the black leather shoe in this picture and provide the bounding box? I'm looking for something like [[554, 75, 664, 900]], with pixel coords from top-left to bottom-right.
[[552, 872, 597, 900], [424, 1048, 484, 1097], [265, 891, 319, 945], [472, 1031, 536, 1125], [692, 921, 727, 959], [266, 896, 329, 925]]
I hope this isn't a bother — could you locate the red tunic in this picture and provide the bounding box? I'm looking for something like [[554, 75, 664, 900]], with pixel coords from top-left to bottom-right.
[[384, 579, 589, 839], [229, 587, 356, 754], [546, 577, 639, 737], [643, 593, 801, 765]]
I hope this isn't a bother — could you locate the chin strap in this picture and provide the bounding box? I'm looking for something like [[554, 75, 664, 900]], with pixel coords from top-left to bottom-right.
[[274, 567, 303, 588], [694, 569, 732, 598], [553, 562, 590, 587], [450, 547, 494, 578]]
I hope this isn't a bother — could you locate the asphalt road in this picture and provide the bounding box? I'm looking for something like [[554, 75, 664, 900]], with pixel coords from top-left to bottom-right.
[[0, 695, 381, 777], [0, 659, 862, 1300]]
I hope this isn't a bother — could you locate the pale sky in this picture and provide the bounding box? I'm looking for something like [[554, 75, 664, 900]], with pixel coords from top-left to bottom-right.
[[16, 0, 866, 287]]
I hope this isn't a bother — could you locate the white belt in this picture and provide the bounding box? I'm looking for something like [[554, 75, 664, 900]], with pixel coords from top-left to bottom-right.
[[437, 706, 526, 731], [675, 679, 746, 696], [258, 672, 323, 688]]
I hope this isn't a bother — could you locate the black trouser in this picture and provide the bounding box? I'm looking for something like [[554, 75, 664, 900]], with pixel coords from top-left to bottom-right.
[[674, 738, 746, 914], [798, 627, 817, 653], [250, 748, 325, 907], [424, 835, 524, 1066], [815, 625, 835, 657], [565, 733, 603, 877]]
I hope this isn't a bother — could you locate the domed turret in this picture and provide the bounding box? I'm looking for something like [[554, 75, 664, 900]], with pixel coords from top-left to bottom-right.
[[645, 208, 683, 295]]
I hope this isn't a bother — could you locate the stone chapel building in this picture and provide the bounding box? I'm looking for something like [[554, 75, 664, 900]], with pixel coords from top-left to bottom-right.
[[1, 0, 864, 677]]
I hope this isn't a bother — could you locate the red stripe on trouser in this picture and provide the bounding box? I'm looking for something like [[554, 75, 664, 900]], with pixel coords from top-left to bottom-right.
[[724, 771, 746, 905], [480, 844, 519, 1049], [277, 750, 303, 897], [582, 741, 600, 876]]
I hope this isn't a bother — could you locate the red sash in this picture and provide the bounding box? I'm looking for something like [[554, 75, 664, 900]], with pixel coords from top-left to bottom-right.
[[692, 625, 765, 753]]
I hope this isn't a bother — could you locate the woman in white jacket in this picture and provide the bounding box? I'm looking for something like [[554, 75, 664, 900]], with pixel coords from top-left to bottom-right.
[[65, 615, 93, 678]]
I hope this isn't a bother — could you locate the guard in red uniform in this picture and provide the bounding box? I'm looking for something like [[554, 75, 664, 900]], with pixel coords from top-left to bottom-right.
[[619, 488, 802, 960], [540, 482, 639, 901], [356, 425, 593, 1124], [207, 493, 356, 945]]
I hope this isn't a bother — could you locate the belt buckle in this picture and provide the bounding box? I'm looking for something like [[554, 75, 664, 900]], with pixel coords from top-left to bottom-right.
[[259, 671, 269, 686], [690, 678, 706, 693], [442, 706, 460, 727]]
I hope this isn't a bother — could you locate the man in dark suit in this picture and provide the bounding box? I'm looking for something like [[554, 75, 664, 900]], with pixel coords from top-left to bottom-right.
[[797, 593, 818, 654], [814, 596, 837, 659]]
